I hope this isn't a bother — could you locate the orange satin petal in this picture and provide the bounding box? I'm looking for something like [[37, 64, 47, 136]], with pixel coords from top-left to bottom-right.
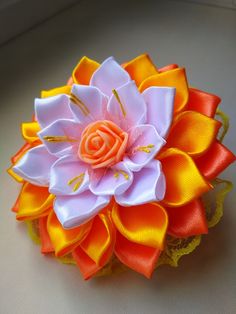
[[158, 64, 179, 72], [80, 213, 115, 265], [16, 183, 54, 221], [166, 199, 208, 238], [7, 166, 24, 183], [41, 85, 71, 98], [67, 77, 73, 86], [186, 88, 221, 118], [112, 203, 168, 249], [72, 56, 100, 85], [11, 195, 20, 213], [115, 231, 161, 278], [123, 54, 158, 86], [21, 121, 40, 143], [166, 111, 221, 156], [195, 140, 236, 180], [72, 246, 102, 280], [39, 215, 55, 254], [159, 148, 212, 207], [47, 211, 92, 257], [139, 68, 189, 113]]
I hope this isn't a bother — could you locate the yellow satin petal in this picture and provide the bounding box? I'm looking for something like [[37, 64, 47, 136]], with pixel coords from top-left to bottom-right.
[[21, 121, 40, 143], [124, 54, 158, 86], [112, 202, 168, 249], [72, 56, 100, 85], [7, 166, 24, 183], [80, 213, 114, 265], [166, 111, 221, 156], [159, 148, 212, 207], [47, 211, 92, 257], [16, 183, 54, 220], [139, 68, 189, 113], [41, 85, 71, 98]]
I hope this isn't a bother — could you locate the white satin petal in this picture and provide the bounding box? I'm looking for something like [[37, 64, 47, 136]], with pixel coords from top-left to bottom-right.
[[35, 94, 73, 129], [142, 87, 175, 138], [54, 191, 111, 228], [89, 162, 133, 196], [115, 160, 166, 206], [70, 84, 108, 125], [124, 124, 166, 172], [107, 81, 147, 130], [90, 57, 130, 96], [49, 155, 89, 196], [12, 145, 57, 186], [38, 119, 82, 157]]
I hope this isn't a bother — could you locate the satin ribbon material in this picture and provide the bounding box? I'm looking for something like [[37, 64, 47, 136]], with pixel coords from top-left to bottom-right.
[[166, 199, 208, 238], [47, 211, 92, 257], [38, 216, 54, 253], [158, 64, 179, 72], [72, 56, 99, 85], [159, 148, 212, 207], [166, 111, 221, 156], [115, 231, 161, 278], [80, 213, 115, 265], [16, 183, 54, 220], [11, 142, 32, 164], [195, 141, 236, 180], [123, 54, 158, 86], [21, 122, 41, 143], [41, 85, 71, 98], [186, 88, 221, 118], [112, 202, 168, 249], [139, 68, 189, 113]]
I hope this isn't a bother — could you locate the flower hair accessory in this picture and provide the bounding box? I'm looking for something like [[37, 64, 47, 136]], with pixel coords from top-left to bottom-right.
[[8, 54, 235, 280]]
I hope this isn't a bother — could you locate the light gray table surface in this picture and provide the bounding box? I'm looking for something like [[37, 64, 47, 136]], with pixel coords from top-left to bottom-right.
[[0, 1, 235, 313]]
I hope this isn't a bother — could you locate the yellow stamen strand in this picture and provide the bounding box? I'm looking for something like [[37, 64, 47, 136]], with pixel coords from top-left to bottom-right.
[[114, 170, 129, 180], [43, 136, 77, 143], [70, 93, 90, 116], [68, 173, 85, 192], [112, 89, 126, 117], [136, 144, 155, 153]]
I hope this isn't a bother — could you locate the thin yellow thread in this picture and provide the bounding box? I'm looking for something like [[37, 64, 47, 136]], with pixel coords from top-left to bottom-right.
[[216, 109, 229, 142], [70, 93, 90, 116], [112, 89, 126, 117], [43, 136, 77, 143], [136, 144, 155, 153], [68, 173, 85, 192], [114, 170, 129, 180]]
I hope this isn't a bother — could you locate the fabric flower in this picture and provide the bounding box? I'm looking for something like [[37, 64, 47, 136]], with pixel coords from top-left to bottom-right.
[[9, 54, 235, 280]]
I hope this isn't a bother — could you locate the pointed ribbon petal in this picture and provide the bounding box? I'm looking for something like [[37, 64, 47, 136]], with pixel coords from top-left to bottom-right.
[[89, 162, 133, 196], [115, 160, 165, 206], [139, 68, 189, 114], [159, 148, 212, 207], [90, 57, 130, 96], [80, 212, 115, 265], [54, 191, 110, 228], [115, 231, 161, 278], [47, 210, 92, 257], [21, 122, 41, 143], [112, 202, 168, 249], [39, 215, 55, 253], [12, 145, 57, 186], [16, 183, 54, 220], [72, 56, 100, 85], [158, 64, 178, 72], [123, 54, 158, 86], [186, 88, 221, 118], [166, 111, 221, 156], [50, 156, 89, 196], [142, 87, 175, 138], [166, 199, 208, 238], [195, 140, 236, 180], [35, 94, 73, 129], [41, 86, 71, 98]]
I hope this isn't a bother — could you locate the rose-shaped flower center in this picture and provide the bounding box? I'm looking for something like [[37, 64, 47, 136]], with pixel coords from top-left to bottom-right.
[[78, 120, 128, 169]]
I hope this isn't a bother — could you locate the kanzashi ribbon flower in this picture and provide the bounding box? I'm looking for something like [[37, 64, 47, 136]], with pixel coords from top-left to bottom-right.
[[9, 54, 235, 280]]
